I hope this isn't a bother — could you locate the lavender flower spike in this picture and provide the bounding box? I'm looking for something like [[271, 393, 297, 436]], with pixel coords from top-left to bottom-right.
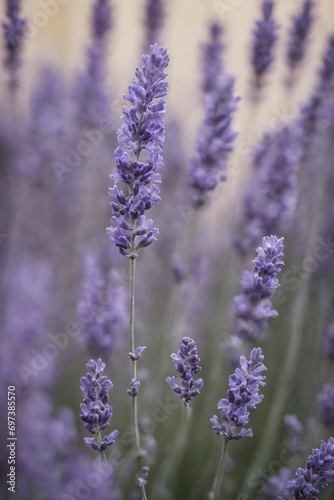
[[282, 437, 334, 499], [188, 74, 240, 208], [2, 0, 26, 89], [144, 0, 165, 49], [80, 358, 118, 452], [286, 0, 313, 71], [107, 44, 169, 258], [211, 348, 266, 440], [234, 235, 284, 340], [251, 0, 279, 87], [201, 23, 224, 95], [166, 337, 204, 406]]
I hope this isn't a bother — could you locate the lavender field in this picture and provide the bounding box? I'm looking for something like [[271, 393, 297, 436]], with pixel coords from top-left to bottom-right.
[[1, 0, 334, 499]]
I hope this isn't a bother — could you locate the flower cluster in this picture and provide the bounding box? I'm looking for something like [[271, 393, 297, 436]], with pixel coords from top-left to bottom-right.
[[2, 0, 26, 89], [77, 260, 127, 358], [240, 125, 301, 255], [286, 0, 313, 70], [107, 44, 169, 258], [234, 235, 284, 340], [201, 23, 224, 94], [144, 0, 164, 48], [211, 347, 266, 440], [80, 359, 118, 452], [251, 0, 279, 85], [188, 74, 240, 208], [282, 437, 334, 499], [166, 337, 204, 406]]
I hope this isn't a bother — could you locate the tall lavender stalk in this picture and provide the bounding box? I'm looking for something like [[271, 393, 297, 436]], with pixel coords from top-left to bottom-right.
[[250, 0, 279, 94], [2, 0, 26, 91], [209, 348, 267, 499], [286, 0, 314, 73], [107, 43, 169, 498], [144, 0, 165, 50]]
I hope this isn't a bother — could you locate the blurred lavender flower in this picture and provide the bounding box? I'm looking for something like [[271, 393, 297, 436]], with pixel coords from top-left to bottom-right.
[[211, 347, 266, 440], [239, 125, 301, 254], [286, 0, 313, 71], [144, 0, 164, 49], [284, 414, 304, 438], [2, 0, 26, 89], [80, 358, 119, 452], [74, 0, 112, 128], [188, 74, 240, 208], [201, 23, 224, 94], [264, 468, 293, 499], [319, 34, 334, 90], [318, 384, 334, 426], [166, 337, 204, 406], [251, 0, 279, 88], [282, 437, 334, 499], [107, 44, 169, 258], [233, 235, 284, 340], [324, 323, 334, 361], [78, 258, 127, 358]]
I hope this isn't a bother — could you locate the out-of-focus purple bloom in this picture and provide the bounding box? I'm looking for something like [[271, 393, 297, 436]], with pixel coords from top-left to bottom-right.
[[251, 0, 279, 86], [74, 0, 112, 128], [188, 75, 240, 208], [2, 0, 26, 89], [282, 437, 334, 499], [324, 324, 334, 361], [263, 468, 293, 499], [144, 0, 164, 49], [319, 34, 334, 89], [107, 44, 169, 258], [233, 235, 284, 340], [166, 337, 204, 406], [318, 384, 334, 427], [211, 347, 266, 440], [80, 359, 118, 452], [201, 23, 224, 94], [286, 0, 313, 70], [239, 125, 301, 254], [77, 258, 127, 358], [284, 414, 304, 436]]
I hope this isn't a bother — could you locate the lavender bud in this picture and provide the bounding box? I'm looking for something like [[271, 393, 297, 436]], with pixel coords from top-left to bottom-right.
[[210, 348, 266, 440], [128, 378, 141, 397], [166, 337, 204, 406], [129, 346, 147, 361]]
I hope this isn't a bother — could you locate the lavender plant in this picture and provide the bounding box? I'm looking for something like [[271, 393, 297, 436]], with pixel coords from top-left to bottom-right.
[[286, 0, 314, 72], [2, 0, 26, 90]]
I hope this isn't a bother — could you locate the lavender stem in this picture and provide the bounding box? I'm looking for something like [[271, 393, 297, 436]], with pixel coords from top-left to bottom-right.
[[209, 440, 229, 500]]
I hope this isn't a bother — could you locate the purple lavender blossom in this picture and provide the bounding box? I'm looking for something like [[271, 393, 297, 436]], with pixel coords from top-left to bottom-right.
[[201, 23, 224, 94], [211, 347, 266, 440], [2, 0, 26, 89], [144, 0, 164, 49], [318, 384, 334, 426], [286, 0, 313, 70], [80, 359, 118, 452], [282, 437, 334, 499], [319, 34, 334, 89], [264, 468, 293, 499], [188, 74, 240, 208], [77, 259, 127, 358], [239, 125, 301, 254], [233, 235, 284, 340], [251, 0, 279, 86], [74, 0, 112, 128], [107, 44, 169, 258], [166, 337, 204, 406]]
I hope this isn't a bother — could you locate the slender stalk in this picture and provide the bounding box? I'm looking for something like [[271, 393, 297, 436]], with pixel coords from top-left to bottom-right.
[[209, 440, 229, 500]]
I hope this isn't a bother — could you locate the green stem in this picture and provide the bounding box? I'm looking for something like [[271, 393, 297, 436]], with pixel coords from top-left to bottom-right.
[[209, 440, 229, 500]]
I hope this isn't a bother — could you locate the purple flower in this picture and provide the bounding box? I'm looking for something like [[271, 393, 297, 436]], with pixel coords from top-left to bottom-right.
[[144, 0, 164, 48], [80, 359, 118, 452], [188, 74, 240, 208], [201, 23, 224, 94], [107, 44, 169, 258], [319, 34, 334, 89], [166, 337, 204, 406], [239, 125, 301, 254], [324, 324, 334, 361], [74, 0, 112, 128], [286, 0, 313, 70], [233, 235, 284, 340], [211, 347, 266, 440], [77, 258, 127, 358], [283, 437, 334, 499], [251, 0, 279, 85], [2, 0, 26, 89]]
